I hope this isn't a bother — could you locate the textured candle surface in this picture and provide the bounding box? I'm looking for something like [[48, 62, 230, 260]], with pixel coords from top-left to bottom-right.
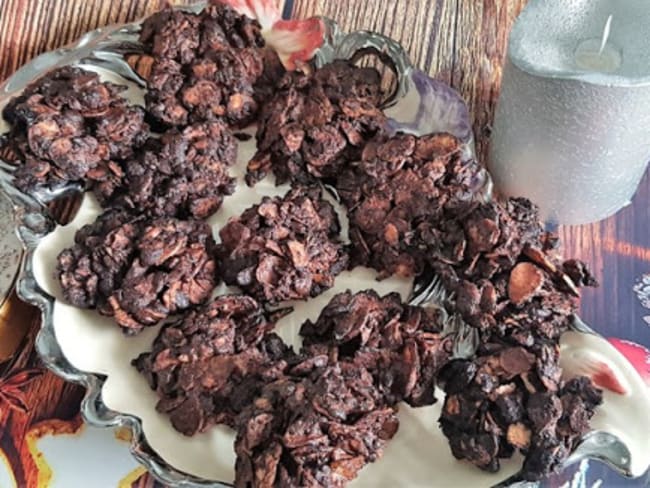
[[490, 61, 650, 224], [489, 0, 650, 224]]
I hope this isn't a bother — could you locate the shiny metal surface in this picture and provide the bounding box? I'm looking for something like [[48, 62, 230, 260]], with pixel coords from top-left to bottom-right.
[[0, 192, 21, 310]]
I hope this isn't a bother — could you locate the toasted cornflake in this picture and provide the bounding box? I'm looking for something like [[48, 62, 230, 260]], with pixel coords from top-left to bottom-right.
[[508, 262, 545, 305]]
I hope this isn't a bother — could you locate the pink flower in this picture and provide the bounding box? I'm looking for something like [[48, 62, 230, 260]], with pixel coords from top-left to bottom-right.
[[218, 0, 325, 70]]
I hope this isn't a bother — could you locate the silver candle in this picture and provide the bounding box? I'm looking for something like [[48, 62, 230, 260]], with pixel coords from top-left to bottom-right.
[[489, 0, 650, 225]]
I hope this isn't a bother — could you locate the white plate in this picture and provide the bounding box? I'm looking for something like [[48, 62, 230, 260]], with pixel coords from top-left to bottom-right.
[[30, 98, 650, 486]]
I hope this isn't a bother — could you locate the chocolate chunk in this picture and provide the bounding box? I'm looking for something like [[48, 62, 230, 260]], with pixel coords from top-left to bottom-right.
[[527, 393, 562, 431], [246, 60, 387, 185], [57, 210, 218, 334], [522, 377, 601, 482], [438, 359, 478, 395], [218, 186, 348, 304]]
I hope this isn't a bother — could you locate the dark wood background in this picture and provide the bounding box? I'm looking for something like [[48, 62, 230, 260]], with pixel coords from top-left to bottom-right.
[[0, 0, 648, 486]]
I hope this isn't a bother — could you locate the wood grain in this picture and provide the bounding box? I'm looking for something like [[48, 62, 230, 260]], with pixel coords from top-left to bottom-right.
[[0, 0, 162, 81]]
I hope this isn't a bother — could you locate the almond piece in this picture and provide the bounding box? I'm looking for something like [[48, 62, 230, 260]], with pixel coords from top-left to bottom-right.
[[445, 395, 461, 415], [383, 223, 399, 247], [508, 262, 544, 305], [507, 422, 531, 449]]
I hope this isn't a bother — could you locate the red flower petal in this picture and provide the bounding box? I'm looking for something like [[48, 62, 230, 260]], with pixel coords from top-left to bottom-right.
[[567, 355, 628, 395], [213, 0, 325, 70], [608, 338, 650, 386], [1, 368, 42, 388], [216, 0, 281, 29], [267, 18, 326, 70], [0, 390, 29, 413], [589, 361, 628, 394]]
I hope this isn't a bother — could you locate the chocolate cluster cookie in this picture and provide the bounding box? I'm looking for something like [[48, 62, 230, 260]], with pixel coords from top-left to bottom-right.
[[246, 60, 388, 185], [301, 290, 452, 407], [235, 358, 399, 488], [336, 132, 488, 278], [92, 121, 236, 219], [57, 209, 218, 334], [1, 67, 148, 192], [218, 186, 348, 303], [423, 197, 597, 340], [439, 349, 602, 480], [134, 295, 291, 434], [140, 3, 284, 128]]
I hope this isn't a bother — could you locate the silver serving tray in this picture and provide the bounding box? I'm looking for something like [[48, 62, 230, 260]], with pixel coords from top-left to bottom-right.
[[0, 3, 647, 487]]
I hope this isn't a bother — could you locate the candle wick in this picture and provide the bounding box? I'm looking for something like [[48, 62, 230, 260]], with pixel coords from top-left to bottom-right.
[[599, 14, 613, 55]]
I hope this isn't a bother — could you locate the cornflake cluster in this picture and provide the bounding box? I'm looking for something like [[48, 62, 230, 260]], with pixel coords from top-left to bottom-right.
[[134, 295, 290, 434], [92, 121, 237, 219], [218, 186, 348, 304], [337, 132, 489, 278], [57, 209, 217, 334], [235, 359, 400, 488], [300, 290, 452, 407], [140, 3, 284, 128], [430, 214, 603, 481], [439, 354, 602, 479], [1, 67, 148, 192], [246, 60, 388, 185]]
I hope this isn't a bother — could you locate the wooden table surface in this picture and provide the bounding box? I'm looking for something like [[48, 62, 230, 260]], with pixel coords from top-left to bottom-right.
[[0, 1, 648, 487]]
